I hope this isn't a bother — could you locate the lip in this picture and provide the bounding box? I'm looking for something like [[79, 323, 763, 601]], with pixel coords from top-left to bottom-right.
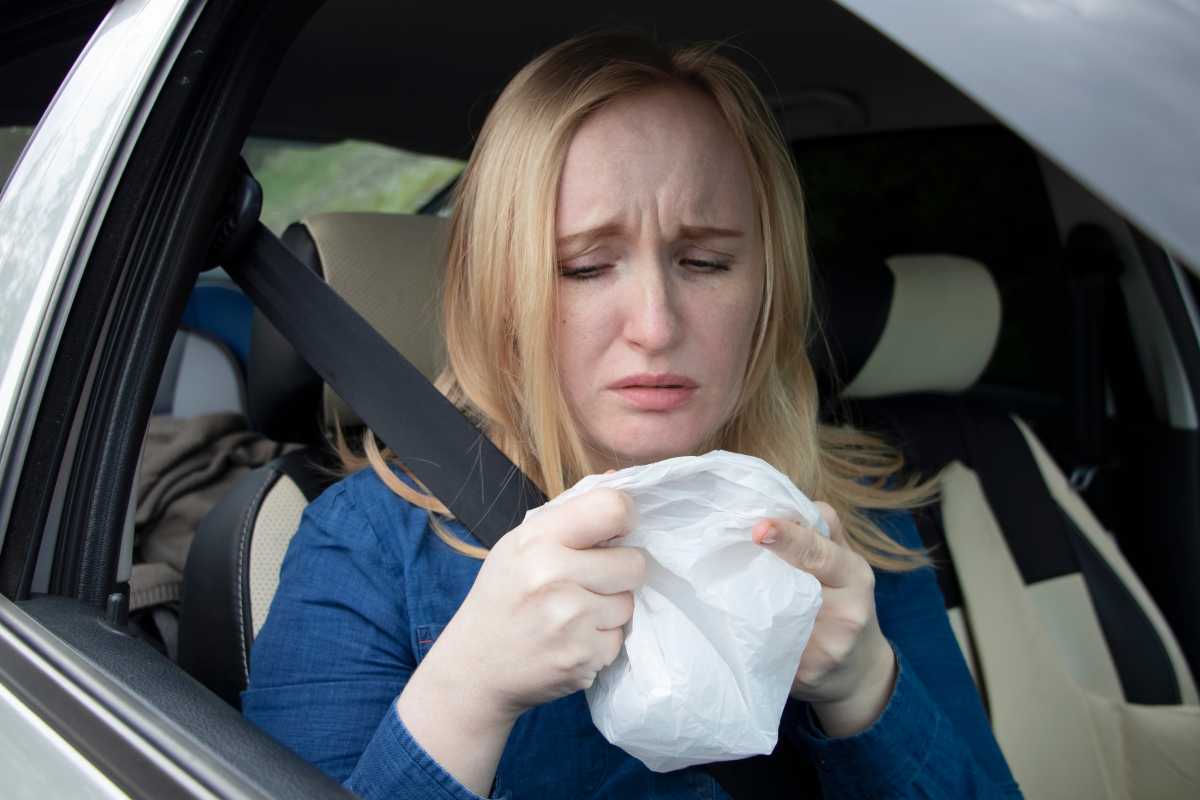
[[609, 373, 699, 411]]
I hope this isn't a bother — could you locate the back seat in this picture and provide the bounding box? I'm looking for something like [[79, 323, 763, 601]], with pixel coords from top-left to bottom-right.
[[154, 276, 253, 418], [154, 331, 245, 418], [179, 213, 1197, 781]]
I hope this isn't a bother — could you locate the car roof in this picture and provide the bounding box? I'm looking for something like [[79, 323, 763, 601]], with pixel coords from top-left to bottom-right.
[[5, 1, 1197, 266], [248, 0, 1199, 268], [248, 0, 992, 153]]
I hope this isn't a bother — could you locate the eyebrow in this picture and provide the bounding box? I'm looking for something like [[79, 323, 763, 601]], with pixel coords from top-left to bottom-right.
[[556, 223, 745, 248]]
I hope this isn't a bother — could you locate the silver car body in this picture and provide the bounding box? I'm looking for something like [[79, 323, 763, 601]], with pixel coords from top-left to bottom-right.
[[0, 0, 1197, 796]]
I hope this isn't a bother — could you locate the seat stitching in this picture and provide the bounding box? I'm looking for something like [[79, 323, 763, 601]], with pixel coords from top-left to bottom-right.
[[237, 470, 277, 685]]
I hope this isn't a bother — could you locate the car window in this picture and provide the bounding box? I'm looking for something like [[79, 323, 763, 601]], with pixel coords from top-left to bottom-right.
[[0, 126, 34, 191], [241, 136, 463, 234]]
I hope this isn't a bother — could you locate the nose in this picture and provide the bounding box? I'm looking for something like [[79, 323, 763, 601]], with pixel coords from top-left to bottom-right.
[[622, 258, 681, 354]]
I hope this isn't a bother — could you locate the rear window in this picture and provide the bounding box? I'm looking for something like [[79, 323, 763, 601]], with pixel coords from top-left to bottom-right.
[[242, 137, 463, 234]]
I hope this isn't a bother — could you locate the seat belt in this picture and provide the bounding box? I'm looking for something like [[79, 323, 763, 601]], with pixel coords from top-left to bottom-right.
[[1063, 224, 1112, 492], [1062, 223, 1155, 534], [210, 162, 546, 548]]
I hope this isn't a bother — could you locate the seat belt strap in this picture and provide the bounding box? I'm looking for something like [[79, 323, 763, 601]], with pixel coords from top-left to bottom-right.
[[1063, 224, 1114, 490], [212, 166, 545, 549]]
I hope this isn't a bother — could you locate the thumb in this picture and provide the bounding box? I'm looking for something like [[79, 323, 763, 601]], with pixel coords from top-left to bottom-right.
[[756, 516, 855, 588], [814, 501, 847, 546]]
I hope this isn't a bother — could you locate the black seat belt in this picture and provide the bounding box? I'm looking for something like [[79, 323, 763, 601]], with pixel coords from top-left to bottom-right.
[[210, 161, 546, 548], [1063, 224, 1111, 492], [1062, 224, 1153, 497]]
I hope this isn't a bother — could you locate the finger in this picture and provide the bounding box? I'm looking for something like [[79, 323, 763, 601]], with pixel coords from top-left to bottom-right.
[[753, 517, 857, 588], [814, 501, 847, 546], [533, 488, 636, 550], [562, 545, 647, 595], [589, 591, 635, 630], [595, 628, 624, 670]]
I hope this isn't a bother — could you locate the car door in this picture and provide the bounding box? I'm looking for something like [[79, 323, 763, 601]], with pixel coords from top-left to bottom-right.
[[0, 1, 351, 796], [2, 1, 1198, 798]]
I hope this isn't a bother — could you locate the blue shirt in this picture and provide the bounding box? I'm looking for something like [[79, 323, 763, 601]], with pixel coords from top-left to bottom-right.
[[243, 466, 1022, 799]]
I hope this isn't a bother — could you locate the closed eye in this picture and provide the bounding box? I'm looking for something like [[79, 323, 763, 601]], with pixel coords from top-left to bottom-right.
[[559, 259, 730, 279], [682, 258, 731, 271], [559, 263, 611, 280]]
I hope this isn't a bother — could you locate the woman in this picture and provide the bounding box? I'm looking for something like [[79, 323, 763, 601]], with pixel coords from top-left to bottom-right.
[[243, 32, 1022, 799]]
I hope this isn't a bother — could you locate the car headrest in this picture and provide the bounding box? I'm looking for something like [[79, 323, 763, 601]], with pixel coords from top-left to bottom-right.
[[247, 212, 447, 443], [247, 210, 1001, 443], [820, 254, 1002, 398]]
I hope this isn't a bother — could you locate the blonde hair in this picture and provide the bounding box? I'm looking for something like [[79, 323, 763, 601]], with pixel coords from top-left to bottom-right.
[[341, 31, 935, 569]]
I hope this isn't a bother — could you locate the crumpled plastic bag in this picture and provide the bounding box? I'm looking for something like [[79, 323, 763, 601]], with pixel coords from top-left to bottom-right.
[[525, 449, 829, 772]]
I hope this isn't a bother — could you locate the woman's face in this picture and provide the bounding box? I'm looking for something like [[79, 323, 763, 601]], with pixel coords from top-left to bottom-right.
[[555, 85, 764, 470]]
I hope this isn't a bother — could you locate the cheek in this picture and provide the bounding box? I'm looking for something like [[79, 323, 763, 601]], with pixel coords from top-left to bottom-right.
[[556, 293, 612, 404], [693, 284, 762, 385]]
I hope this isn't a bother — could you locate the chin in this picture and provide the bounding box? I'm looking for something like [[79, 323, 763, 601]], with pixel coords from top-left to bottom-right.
[[600, 423, 711, 468]]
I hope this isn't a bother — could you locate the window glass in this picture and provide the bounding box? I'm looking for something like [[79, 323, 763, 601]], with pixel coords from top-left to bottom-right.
[[0, 126, 34, 189], [241, 137, 463, 234]]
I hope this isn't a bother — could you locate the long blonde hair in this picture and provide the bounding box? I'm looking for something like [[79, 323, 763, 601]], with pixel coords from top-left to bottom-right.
[[341, 31, 935, 569]]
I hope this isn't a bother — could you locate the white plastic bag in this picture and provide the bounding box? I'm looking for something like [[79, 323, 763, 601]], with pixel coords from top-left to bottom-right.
[[526, 450, 829, 772]]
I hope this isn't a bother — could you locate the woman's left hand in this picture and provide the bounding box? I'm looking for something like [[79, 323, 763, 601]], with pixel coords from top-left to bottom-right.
[[753, 503, 897, 737]]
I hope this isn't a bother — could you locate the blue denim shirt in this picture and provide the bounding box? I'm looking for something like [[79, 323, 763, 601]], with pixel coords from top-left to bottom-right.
[[243, 466, 1022, 799]]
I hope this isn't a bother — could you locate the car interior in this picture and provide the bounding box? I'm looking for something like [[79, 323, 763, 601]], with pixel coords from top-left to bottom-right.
[[2, 1, 1199, 797]]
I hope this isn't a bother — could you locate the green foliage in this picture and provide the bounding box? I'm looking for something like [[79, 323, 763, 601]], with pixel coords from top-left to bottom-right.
[[0, 127, 34, 185], [242, 138, 463, 234]]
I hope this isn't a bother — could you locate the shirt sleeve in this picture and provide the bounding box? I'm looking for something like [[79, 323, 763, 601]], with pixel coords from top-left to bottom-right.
[[240, 480, 498, 800], [781, 510, 1023, 799]]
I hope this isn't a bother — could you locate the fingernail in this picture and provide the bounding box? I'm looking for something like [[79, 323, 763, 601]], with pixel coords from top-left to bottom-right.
[[760, 523, 777, 545]]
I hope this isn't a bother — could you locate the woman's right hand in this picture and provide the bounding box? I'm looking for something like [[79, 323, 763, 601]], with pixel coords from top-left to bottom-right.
[[395, 489, 645, 793], [438, 488, 645, 713]]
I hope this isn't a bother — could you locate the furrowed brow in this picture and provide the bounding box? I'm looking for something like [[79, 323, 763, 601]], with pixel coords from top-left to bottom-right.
[[678, 225, 744, 241], [555, 223, 745, 249], [556, 222, 625, 249]]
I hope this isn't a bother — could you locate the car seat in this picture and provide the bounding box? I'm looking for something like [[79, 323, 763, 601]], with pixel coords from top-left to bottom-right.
[[821, 253, 1198, 796], [179, 213, 1198, 796], [179, 212, 445, 706], [154, 278, 253, 418]]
